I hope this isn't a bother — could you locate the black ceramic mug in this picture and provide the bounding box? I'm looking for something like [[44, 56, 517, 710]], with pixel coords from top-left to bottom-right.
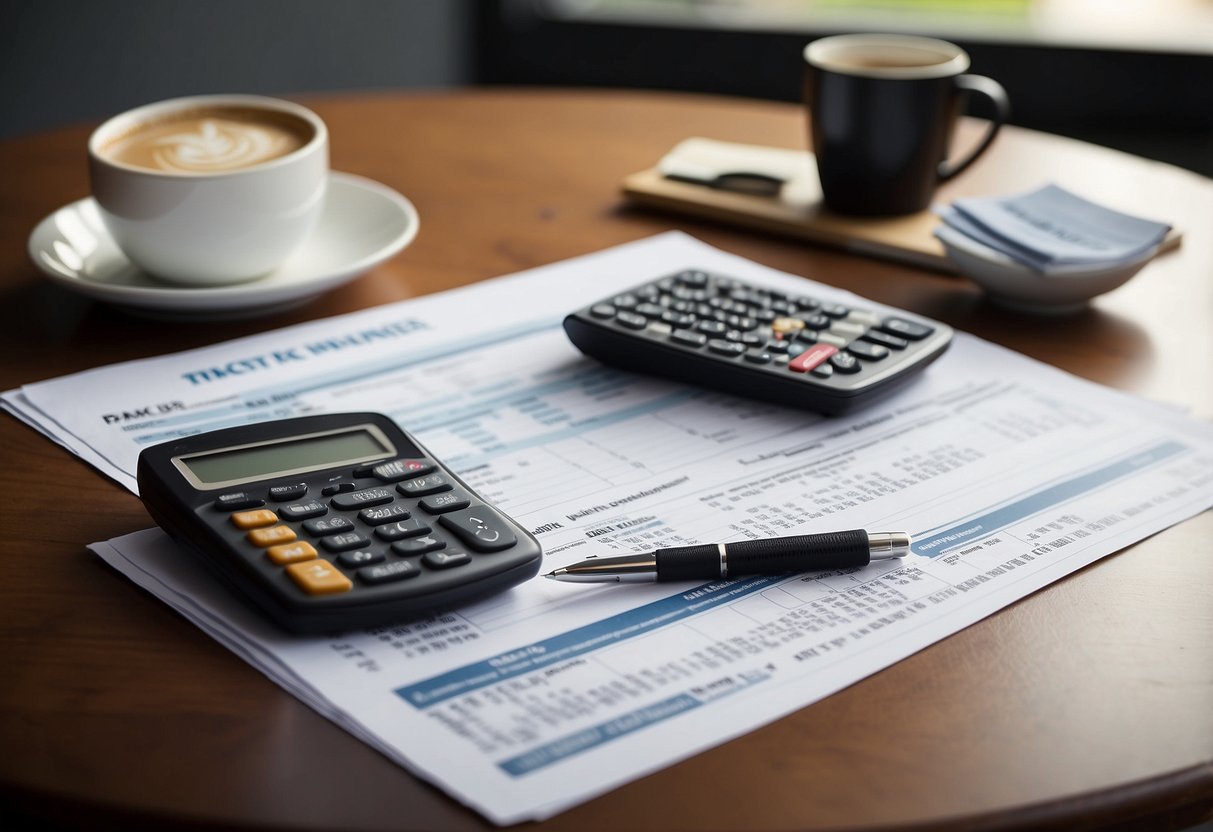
[[804, 34, 1010, 216]]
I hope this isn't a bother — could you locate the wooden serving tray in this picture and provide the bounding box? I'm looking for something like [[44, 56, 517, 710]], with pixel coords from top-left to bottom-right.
[[622, 138, 1181, 274]]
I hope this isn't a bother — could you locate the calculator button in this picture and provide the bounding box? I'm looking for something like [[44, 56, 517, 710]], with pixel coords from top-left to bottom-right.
[[828, 321, 867, 340], [661, 311, 695, 328], [303, 516, 355, 536], [372, 459, 435, 483], [743, 350, 773, 365], [268, 483, 308, 502], [230, 509, 278, 530], [819, 302, 850, 318], [321, 481, 357, 496], [358, 560, 421, 585], [843, 310, 881, 327], [438, 507, 518, 552], [286, 559, 353, 595], [846, 341, 890, 361], [423, 551, 471, 570], [809, 363, 834, 379], [670, 330, 707, 348], [214, 492, 264, 511], [329, 487, 395, 510], [247, 525, 297, 547], [676, 269, 709, 288], [879, 317, 934, 340], [800, 314, 832, 330], [375, 518, 432, 541], [765, 340, 790, 355], [829, 352, 862, 374], [860, 329, 909, 351], [707, 339, 745, 357], [279, 500, 327, 520], [319, 531, 371, 552], [816, 332, 848, 349], [266, 541, 319, 566], [359, 503, 411, 526], [391, 536, 446, 556], [771, 317, 804, 337], [419, 492, 472, 514], [338, 549, 386, 568], [351, 462, 384, 478], [589, 303, 616, 318], [616, 312, 647, 330], [396, 474, 453, 497], [788, 343, 838, 373]]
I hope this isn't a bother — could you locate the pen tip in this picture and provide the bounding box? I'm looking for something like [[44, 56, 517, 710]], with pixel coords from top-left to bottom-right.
[[543, 568, 565, 580]]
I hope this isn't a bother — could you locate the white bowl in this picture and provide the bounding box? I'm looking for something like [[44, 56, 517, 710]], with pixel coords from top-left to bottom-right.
[[935, 225, 1158, 314]]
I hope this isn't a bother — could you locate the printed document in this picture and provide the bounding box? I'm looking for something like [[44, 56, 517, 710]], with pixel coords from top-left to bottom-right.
[[6, 233, 1213, 824]]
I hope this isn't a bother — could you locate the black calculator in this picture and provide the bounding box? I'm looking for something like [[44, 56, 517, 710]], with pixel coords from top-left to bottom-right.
[[136, 413, 543, 634], [563, 269, 953, 414]]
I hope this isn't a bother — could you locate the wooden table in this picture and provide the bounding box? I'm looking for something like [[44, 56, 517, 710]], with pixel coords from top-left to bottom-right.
[[1, 90, 1210, 831]]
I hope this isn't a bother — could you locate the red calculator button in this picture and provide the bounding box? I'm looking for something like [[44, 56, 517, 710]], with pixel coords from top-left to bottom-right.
[[788, 343, 838, 373]]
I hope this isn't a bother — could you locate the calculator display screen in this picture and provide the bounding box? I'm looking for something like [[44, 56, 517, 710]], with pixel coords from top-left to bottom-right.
[[177, 426, 393, 488]]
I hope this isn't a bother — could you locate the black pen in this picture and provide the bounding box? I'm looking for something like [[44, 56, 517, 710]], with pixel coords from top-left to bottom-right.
[[544, 529, 911, 583]]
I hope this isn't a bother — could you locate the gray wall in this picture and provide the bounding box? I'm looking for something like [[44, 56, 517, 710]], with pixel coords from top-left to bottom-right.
[[0, 0, 472, 139]]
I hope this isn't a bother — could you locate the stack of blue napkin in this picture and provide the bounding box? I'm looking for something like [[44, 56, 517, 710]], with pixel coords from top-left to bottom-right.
[[935, 184, 1171, 274]]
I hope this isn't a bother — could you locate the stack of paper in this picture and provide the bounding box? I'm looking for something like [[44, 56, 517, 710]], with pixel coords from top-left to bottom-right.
[[7, 233, 1213, 825], [935, 184, 1171, 274]]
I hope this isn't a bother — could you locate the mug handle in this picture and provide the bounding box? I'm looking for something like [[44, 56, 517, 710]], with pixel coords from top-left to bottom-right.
[[938, 74, 1010, 181]]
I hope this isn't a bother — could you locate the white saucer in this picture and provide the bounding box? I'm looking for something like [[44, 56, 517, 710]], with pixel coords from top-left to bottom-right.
[[28, 172, 419, 319]]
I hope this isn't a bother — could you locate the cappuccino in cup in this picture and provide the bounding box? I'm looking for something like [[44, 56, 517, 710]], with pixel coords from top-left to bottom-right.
[[88, 95, 328, 285], [97, 107, 314, 174]]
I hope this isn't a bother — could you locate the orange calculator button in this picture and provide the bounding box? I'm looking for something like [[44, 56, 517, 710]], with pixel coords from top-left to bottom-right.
[[231, 509, 278, 530], [286, 559, 353, 595], [266, 540, 318, 565], [247, 525, 296, 547]]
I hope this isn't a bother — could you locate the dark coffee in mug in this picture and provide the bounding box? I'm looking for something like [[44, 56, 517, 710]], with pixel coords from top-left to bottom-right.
[[803, 34, 1010, 216]]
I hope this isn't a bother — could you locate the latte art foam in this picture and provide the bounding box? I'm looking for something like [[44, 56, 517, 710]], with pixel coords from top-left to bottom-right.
[[98, 106, 312, 174], [151, 119, 288, 172]]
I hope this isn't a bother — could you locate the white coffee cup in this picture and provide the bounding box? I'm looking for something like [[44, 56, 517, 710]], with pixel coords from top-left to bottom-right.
[[88, 94, 328, 286]]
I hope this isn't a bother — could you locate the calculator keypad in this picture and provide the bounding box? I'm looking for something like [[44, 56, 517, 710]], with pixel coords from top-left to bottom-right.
[[213, 457, 522, 603], [592, 272, 925, 371], [563, 269, 954, 414]]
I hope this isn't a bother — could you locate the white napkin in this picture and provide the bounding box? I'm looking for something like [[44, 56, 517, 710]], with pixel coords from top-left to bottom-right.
[[935, 184, 1171, 274]]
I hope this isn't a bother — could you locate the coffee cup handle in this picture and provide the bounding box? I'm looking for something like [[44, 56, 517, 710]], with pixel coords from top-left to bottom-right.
[[938, 74, 1010, 181]]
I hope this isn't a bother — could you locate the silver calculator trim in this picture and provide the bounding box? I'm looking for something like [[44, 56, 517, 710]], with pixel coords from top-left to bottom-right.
[[170, 422, 397, 491]]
